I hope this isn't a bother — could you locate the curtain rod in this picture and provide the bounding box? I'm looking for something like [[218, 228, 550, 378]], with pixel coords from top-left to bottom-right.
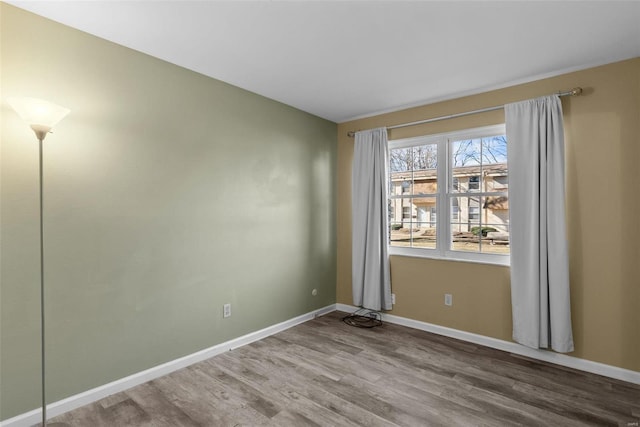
[[346, 87, 583, 137]]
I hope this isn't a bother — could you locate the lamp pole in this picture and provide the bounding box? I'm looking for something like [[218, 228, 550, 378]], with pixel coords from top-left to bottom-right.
[[38, 134, 47, 427], [7, 98, 70, 427]]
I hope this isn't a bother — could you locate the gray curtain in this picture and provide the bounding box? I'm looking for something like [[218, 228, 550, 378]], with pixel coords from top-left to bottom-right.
[[505, 95, 574, 353], [352, 127, 392, 311]]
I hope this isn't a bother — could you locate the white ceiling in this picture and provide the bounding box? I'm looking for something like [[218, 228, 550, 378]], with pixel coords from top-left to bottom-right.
[[7, 1, 640, 123]]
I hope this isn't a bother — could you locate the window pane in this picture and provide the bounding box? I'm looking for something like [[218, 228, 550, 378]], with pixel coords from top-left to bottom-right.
[[389, 197, 436, 249], [390, 144, 437, 195], [389, 198, 403, 233], [452, 139, 481, 167], [482, 136, 508, 192], [389, 198, 410, 228], [389, 197, 410, 247], [451, 139, 480, 194], [412, 197, 436, 248], [390, 197, 412, 247], [449, 196, 510, 254], [390, 147, 412, 173], [451, 136, 508, 194], [412, 144, 438, 194], [480, 224, 510, 254], [450, 196, 481, 253], [481, 136, 508, 165], [412, 145, 438, 170], [390, 173, 412, 195], [481, 195, 510, 254]]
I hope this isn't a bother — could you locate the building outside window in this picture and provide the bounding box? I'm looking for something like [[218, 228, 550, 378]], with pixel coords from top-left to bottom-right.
[[389, 124, 509, 264]]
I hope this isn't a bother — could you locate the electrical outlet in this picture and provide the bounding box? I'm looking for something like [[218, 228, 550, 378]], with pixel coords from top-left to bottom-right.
[[311, 288, 318, 296], [223, 303, 231, 318], [391, 293, 396, 305], [444, 294, 453, 306]]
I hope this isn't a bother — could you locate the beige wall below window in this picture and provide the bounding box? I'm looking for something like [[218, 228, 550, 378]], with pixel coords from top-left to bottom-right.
[[337, 58, 640, 372]]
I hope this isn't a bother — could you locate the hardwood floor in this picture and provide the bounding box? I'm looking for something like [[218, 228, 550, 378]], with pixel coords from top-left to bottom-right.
[[51, 311, 640, 426]]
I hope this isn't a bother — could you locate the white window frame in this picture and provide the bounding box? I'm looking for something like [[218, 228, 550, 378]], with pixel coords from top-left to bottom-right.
[[388, 124, 509, 266]]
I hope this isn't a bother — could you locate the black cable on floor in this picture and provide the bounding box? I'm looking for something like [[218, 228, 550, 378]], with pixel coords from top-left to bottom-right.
[[342, 308, 383, 328]]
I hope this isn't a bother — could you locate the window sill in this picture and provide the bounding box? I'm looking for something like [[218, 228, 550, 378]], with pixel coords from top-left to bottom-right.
[[388, 246, 510, 267]]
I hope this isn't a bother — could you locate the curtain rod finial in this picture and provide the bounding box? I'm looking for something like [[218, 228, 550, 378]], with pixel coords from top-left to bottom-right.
[[569, 87, 583, 96]]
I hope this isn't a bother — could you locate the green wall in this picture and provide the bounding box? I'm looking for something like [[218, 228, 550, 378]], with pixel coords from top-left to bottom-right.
[[0, 4, 336, 420]]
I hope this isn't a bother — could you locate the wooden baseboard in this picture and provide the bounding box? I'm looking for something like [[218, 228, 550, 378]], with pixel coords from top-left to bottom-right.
[[0, 304, 336, 427], [336, 303, 640, 385], [4, 303, 638, 426]]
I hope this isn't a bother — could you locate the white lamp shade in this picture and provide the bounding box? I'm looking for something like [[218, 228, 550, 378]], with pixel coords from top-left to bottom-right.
[[7, 97, 70, 131]]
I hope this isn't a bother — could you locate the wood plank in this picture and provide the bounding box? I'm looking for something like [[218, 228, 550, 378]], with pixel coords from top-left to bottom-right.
[[50, 311, 640, 426]]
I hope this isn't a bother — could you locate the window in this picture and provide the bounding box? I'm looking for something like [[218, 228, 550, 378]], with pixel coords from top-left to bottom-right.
[[468, 205, 480, 220], [468, 176, 480, 191], [451, 203, 460, 221], [389, 143, 438, 249], [452, 177, 460, 191], [402, 206, 411, 219], [388, 124, 509, 264]]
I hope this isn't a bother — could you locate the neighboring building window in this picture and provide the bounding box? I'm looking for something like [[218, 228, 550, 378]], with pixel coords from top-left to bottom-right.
[[452, 177, 460, 191], [388, 124, 509, 264], [452, 205, 460, 221], [468, 205, 480, 220], [402, 206, 411, 219], [468, 176, 480, 191]]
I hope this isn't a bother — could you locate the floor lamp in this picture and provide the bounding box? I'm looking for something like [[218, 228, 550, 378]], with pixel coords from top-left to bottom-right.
[[7, 97, 70, 427]]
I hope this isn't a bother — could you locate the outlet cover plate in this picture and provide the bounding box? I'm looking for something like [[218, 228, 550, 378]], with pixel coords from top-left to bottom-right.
[[444, 294, 453, 306]]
